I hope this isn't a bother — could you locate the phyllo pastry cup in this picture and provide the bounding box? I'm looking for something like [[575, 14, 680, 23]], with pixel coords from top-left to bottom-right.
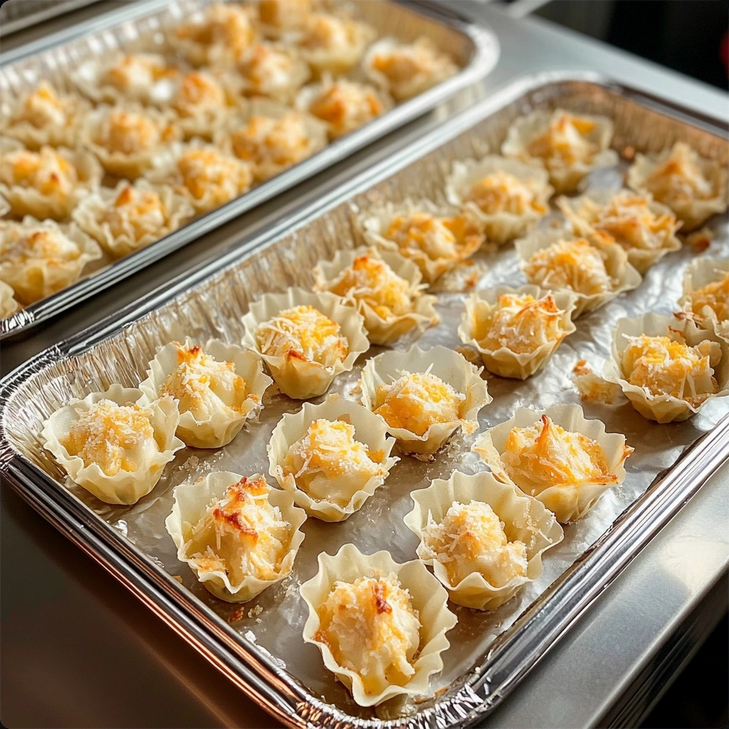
[[458, 284, 577, 379], [445, 155, 553, 244], [257, 0, 314, 36], [360, 344, 491, 457], [0, 217, 101, 305], [72, 179, 194, 259], [300, 543, 457, 708], [0, 138, 102, 221], [235, 43, 311, 103], [140, 338, 272, 449], [516, 228, 642, 318], [501, 109, 619, 194], [557, 188, 682, 275], [313, 246, 437, 346], [241, 287, 369, 399], [627, 142, 729, 231], [268, 393, 397, 521], [41, 384, 183, 505], [360, 199, 485, 285], [680, 258, 729, 342], [0, 281, 20, 319], [166, 472, 306, 603], [363, 37, 458, 102], [602, 313, 729, 423], [403, 470, 563, 610], [473, 404, 633, 523]]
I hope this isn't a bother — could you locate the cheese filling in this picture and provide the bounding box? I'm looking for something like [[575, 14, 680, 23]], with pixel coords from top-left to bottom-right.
[[690, 271, 729, 324], [308, 81, 384, 134], [644, 142, 716, 205], [464, 172, 548, 216], [420, 500, 528, 587], [621, 334, 720, 406], [0, 224, 82, 266], [102, 54, 173, 95], [175, 3, 256, 58], [177, 148, 253, 206], [374, 370, 464, 436], [316, 574, 421, 696], [525, 112, 599, 168], [300, 14, 351, 50], [371, 43, 441, 85], [103, 185, 168, 242], [231, 113, 311, 169], [96, 110, 171, 155], [385, 213, 476, 262], [171, 72, 226, 117], [255, 304, 348, 367], [0, 147, 77, 196], [259, 0, 312, 29], [13, 83, 67, 128], [238, 45, 298, 97]]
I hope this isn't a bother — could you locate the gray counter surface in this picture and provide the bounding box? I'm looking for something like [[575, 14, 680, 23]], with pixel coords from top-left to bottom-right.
[[1, 2, 728, 728]]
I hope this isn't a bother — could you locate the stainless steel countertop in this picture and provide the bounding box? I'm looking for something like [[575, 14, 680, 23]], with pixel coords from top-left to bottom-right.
[[1, 3, 728, 727]]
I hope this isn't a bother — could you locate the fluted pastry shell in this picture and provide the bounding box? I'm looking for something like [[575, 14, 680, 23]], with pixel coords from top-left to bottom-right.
[[602, 312, 729, 423], [0, 138, 102, 221], [241, 287, 369, 399], [300, 543, 457, 707], [140, 338, 272, 448], [515, 227, 642, 318], [0, 217, 102, 305], [445, 155, 553, 244], [360, 344, 491, 457], [458, 284, 577, 379], [72, 179, 194, 259], [0, 280, 20, 319], [235, 43, 311, 103], [473, 403, 632, 523], [166, 471, 306, 602], [403, 470, 563, 610], [41, 385, 183, 505], [557, 188, 682, 275], [257, 0, 315, 37], [359, 198, 486, 284], [680, 258, 729, 342], [313, 246, 437, 346], [501, 109, 619, 194]]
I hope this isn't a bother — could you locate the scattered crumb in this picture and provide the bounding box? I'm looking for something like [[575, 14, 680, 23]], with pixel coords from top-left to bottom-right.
[[248, 604, 263, 619], [571, 359, 622, 404], [431, 260, 489, 293], [622, 145, 636, 161], [181, 455, 200, 473], [685, 226, 714, 253], [228, 607, 247, 623], [456, 345, 483, 367], [172, 575, 183, 583]]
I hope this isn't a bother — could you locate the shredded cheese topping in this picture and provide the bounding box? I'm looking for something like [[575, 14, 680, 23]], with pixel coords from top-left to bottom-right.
[[308, 81, 384, 136], [690, 271, 729, 324], [177, 148, 253, 207], [259, 0, 312, 29], [102, 54, 174, 95], [171, 72, 226, 117], [0, 147, 77, 196], [0, 223, 81, 266], [13, 83, 67, 128], [103, 185, 168, 242], [238, 45, 298, 97], [525, 112, 600, 168], [231, 113, 311, 170], [96, 110, 173, 155], [175, 3, 256, 59], [643, 142, 716, 206], [300, 14, 353, 51], [464, 171, 548, 216]]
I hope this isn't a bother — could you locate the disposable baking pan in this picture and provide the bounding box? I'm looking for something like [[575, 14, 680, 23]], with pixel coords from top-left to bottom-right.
[[1, 73, 728, 728], [0, 0, 102, 38], [0, 0, 499, 338]]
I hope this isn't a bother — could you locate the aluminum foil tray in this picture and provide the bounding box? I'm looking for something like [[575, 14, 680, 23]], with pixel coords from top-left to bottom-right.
[[0, 0, 499, 338], [1, 74, 728, 728], [0, 0, 101, 38]]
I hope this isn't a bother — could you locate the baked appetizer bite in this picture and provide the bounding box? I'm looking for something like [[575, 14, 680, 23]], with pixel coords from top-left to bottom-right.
[[294, 12, 375, 78], [0, 139, 102, 221], [72, 180, 194, 259], [166, 472, 306, 602], [516, 228, 642, 318], [404, 470, 563, 610], [82, 106, 182, 179], [360, 344, 490, 458], [236, 43, 310, 103], [296, 77, 390, 140], [0, 281, 19, 319], [363, 37, 458, 102], [473, 404, 633, 523], [268, 394, 397, 521], [41, 385, 183, 505], [458, 285, 577, 379], [627, 142, 729, 231], [313, 246, 437, 346], [241, 287, 369, 399], [445, 155, 553, 245], [502, 109, 618, 194], [360, 199, 485, 285], [170, 2, 258, 67], [680, 258, 729, 342], [300, 543, 457, 708], [557, 189, 682, 275], [0, 82, 88, 150], [0, 218, 101, 305], [603, 313, 729, 423], [257, 0, 314, 36], [147, 140, 254, 214], [140, 338, 272, 448]]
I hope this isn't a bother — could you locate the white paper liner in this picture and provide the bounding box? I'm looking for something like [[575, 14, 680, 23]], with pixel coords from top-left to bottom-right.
[[515, 227, 643, 318], [140, 338, 273, 448], [501, 109, 619, 194], [241, 287, 369, 399], [458, 284, 577, 379], [680, 257, 729, 342], [360, 344, 491, 457], [40, 385, 183, 505], [473, 403, 632, 523], [557, 188, 682, 275], [71, 179, 194, 259], [313, 246, 437, 346], [165, 471, 307, 602], [300, 543, 457, 707], [0, 280, 20, 319], [268, 393, 398, 521], [602, 312, 729, 423], [235, 43, 311, 103], [403, 470, 563, 610], [445, 155, 553, 245]]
